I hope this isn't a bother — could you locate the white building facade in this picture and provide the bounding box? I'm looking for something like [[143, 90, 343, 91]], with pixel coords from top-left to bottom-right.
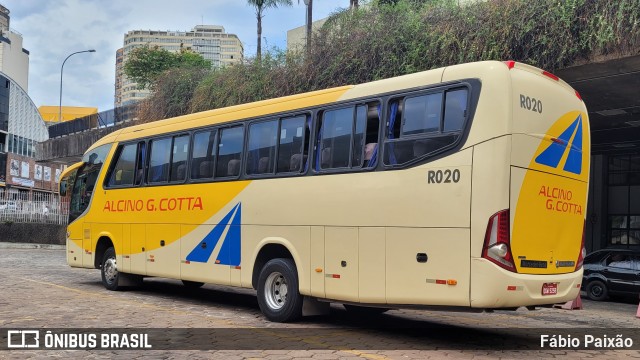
[[0, 4, 29, 92], [116, 25, 243, 107]]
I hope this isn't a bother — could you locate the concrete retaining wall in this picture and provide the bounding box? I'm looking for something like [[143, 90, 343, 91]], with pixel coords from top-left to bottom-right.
[[0, 222, 65, 245], [36, 123, 129, 163]]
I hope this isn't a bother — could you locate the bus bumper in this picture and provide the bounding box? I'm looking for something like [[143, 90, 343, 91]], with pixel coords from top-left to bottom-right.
[[470, 258, 582, 308]]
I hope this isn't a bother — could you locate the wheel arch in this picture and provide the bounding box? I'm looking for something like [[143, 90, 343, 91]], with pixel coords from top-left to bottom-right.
[[94, 236, 114, 269], [584, 273, 608, 286], [250, 238, 304, 291]]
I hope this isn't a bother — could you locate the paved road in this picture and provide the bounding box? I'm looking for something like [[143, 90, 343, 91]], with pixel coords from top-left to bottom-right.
[[0, 247, 639, 359]]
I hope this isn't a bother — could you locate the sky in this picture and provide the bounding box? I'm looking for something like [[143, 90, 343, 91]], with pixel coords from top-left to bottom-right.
[[4, 0, 352, 113]]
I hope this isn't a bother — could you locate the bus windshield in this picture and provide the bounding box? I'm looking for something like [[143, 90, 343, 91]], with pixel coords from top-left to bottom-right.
[[69, 144, 111, 223]]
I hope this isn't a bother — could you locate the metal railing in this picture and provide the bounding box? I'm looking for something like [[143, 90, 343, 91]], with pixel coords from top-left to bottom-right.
[[0, 193, 69, 225]]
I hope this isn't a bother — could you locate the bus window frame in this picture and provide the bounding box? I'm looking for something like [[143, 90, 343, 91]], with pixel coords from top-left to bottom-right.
[[242, 110, 314, 179], [104, 142, 139, 189], [144, 133, 191, 187], [189, 128, 218, 183], [311, 98, 383, 176], [213, 123, 245, 181], [98, 79, 479, 189], [168, 133, 191, 184], [382, 81, 476, 169], [243, 111, 313, 180], [245, 117, 280, 178], [134, 141, 147, 186], [276, 114, 309, 175]]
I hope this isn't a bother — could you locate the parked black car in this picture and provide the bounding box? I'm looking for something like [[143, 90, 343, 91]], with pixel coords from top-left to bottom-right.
[[582, 249, 640, 301]]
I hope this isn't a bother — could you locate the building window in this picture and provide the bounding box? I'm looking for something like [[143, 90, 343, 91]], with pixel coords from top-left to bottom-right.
[[607, 154, 640, 247]]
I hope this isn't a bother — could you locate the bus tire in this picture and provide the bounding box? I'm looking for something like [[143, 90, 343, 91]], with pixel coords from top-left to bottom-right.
[[101, 247, 120, 291], [257, 258, 303, 322], [586, 280, 608, 301], [182, 280, 204, 288], [343, 304, 389, 315]]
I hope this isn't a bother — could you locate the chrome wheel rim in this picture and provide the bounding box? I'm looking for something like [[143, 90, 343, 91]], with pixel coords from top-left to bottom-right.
[[103, 256, 118, 285], [264, 272, 287, 310]]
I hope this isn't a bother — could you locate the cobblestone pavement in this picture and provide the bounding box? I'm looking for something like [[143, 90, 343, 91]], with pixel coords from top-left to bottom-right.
[[1, 248, 639, 359]]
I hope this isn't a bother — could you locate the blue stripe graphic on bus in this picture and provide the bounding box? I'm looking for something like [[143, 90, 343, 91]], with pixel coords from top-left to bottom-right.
[[534, 115, 582, 175], [563, 117, 582, 174], [216, 203, 241, 266], [186, 203, 241, 263]]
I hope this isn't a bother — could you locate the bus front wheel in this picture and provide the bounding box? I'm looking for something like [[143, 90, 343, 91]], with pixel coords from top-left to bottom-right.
[[101, 247, 120, 291], [257, 258, 303, 322]]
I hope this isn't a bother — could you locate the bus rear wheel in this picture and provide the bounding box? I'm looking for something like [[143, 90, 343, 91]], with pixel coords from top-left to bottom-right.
[[101, 247, 120, 291], [257, 258, 303, 322]]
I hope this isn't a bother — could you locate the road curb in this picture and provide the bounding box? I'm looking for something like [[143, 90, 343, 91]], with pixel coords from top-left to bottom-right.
[[0, 242, 64, 250]]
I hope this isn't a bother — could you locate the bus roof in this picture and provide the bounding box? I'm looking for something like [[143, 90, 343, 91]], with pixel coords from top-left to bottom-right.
[[91, 85, 354, 149]]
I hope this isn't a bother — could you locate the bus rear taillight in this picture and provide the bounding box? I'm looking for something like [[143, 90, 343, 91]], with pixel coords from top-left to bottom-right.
[[575, 221, 586, 270], [482, 210, 516, 272]]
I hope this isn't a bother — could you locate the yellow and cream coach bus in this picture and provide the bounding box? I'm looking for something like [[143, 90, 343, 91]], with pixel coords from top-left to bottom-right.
[[60, 60, 590, 322]]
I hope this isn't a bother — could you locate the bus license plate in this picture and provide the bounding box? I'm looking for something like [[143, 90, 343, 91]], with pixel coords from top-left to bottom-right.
[[542, 283, 558, 296]]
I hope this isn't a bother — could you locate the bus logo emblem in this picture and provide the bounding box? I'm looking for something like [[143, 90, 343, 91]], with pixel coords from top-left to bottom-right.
[[534, 115, 583, 175]]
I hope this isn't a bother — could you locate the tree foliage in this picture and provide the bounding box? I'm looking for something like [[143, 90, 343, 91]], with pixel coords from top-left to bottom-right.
[[136, 67, 209, 123], [124, 45, 211, 89], [137, 0, 640, 123]]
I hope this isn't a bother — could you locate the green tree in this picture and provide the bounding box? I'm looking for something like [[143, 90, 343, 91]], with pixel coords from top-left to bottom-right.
[[124, 45, 211, 89], [247, 0, 293, 59]]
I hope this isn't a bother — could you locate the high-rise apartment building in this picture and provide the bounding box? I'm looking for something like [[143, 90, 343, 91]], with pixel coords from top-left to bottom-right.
[[0, 4, 29, 91], [115, 25, 243, 107]]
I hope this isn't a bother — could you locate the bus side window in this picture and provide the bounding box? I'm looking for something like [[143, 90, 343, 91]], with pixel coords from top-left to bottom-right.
[[277, 115, 306, 173], [148, 138, 172, 184], [315, 102, 379, 172], [361, 103, 380, 168], [191, 130, 216, 180], [318, 107, 353, 170], [384, 88, 467, 166], [247, 120, 277, 175], [134, 141, 146, 186], [443, 89, 468, 132], [107, 143, 137, 187], [216, 126, 244, 178], [170, 135, 189, 182]]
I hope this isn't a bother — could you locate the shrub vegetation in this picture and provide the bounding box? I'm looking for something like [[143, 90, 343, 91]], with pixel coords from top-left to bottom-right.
[[134, 0, 640, 123]]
